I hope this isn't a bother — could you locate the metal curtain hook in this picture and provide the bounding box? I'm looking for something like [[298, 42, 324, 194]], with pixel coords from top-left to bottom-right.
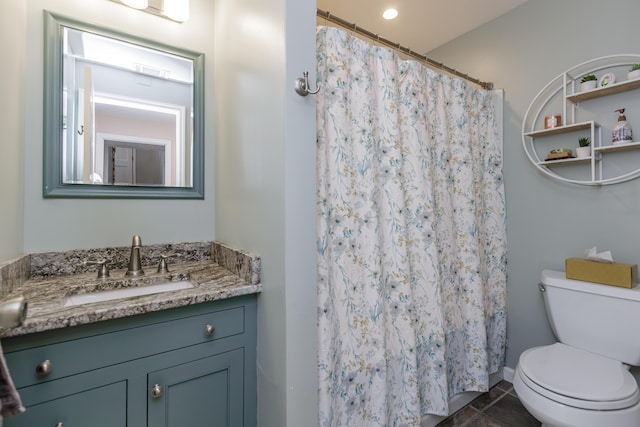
[[294, 71, 320, 96]]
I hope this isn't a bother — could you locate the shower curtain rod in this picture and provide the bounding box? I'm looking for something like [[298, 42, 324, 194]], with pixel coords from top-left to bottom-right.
[[316, 8, 494, 90]]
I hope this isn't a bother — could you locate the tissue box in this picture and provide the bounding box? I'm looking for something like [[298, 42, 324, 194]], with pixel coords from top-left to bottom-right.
[[565, 258, 638, 288]]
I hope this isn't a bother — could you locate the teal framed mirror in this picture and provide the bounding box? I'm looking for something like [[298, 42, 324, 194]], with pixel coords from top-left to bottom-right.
[[43, 11, 204, 198]]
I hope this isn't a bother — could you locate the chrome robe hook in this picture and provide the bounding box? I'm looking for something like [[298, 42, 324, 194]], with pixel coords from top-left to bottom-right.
[[295, 71, 320, 96]]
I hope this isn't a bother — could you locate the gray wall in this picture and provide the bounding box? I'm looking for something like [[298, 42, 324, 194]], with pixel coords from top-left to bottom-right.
[[213, 0, 318, 425], [0, 1, 26, 261], [429, 0, 640, 373], [22, 0, 216, 252]]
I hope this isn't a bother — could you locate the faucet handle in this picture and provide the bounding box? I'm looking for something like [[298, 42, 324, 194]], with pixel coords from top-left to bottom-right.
[[157, 253, 181, 273], [85, 260, 110, 279]]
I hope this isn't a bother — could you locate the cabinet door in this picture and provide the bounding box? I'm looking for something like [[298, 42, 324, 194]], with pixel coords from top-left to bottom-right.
[[148, 348, 244, 427], [4, 381, 126, 427]]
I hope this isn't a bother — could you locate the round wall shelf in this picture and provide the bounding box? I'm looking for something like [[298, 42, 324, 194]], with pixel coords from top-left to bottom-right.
[[522, 54, 640, 185]]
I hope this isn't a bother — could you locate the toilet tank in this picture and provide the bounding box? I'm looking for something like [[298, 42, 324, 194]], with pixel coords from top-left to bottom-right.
[[541, 269, 640, 366]]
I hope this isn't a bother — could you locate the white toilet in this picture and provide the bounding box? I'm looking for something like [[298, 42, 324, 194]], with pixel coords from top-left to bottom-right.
[[514, 269, 640, 427]]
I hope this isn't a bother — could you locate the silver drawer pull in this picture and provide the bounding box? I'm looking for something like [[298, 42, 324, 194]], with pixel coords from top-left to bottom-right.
[[205, 324, 215, 336], [36, 360, 53, 376], [151, 384, 163, 398], [55, 423, 64, 427]]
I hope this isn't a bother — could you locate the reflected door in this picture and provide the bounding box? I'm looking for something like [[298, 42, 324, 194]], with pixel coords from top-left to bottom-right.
[[106, 142, 165, 186]]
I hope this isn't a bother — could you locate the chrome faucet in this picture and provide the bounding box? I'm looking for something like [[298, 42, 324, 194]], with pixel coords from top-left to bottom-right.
[[125, 235, 144, 277]]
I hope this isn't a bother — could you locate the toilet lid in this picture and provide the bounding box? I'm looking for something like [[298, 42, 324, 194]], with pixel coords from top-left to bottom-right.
[[519, 343, 639, 409]]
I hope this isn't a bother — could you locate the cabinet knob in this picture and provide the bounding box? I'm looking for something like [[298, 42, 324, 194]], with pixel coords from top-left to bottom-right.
[[151, 384, 163, 398], [205, 324, 215, 336], [55, 423, 64, 427], [36, 359, 53, 376]]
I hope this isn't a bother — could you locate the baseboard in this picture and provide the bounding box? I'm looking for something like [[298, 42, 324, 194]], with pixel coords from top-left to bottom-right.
[[503, 366, 514, 383]]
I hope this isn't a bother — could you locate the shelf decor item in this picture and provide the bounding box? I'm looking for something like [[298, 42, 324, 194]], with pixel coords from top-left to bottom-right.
[[580, 74, 598, 91], [576, 137, 591, 158], [544, 114, 562, 129], [599, 72, 616, 88], [628, 64, 640, 81], [612, 108, 633, 144], [545, 148, 573, 161]]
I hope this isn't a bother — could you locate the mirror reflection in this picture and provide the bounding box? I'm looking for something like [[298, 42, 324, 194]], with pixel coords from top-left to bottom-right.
[[44, 12, 204, 198], [63, 27, 193, 187]]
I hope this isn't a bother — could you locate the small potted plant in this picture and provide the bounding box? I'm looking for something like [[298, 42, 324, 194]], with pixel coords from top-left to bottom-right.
[[576, 136, 591, 158], [628, 64, 640, 81], [580, 74, 597, 91]]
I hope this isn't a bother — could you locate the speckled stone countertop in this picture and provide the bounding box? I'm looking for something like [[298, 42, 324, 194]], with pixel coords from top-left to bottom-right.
[[0, 242, 261, 338]]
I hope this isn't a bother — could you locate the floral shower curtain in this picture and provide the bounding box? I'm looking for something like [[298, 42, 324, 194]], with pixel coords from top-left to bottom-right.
[[316, 27, 507, 426]]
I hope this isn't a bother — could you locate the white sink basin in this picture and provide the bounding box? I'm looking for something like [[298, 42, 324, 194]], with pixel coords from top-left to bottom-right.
[[63, 280, 196, 307]]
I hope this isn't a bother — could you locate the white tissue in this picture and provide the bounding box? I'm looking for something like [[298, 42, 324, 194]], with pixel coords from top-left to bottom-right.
[[583, 246, 614, 263]]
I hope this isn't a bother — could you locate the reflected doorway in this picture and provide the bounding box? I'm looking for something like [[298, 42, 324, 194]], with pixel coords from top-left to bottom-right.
[[96, 133, 172, 186], [105, 140, 166, 185]]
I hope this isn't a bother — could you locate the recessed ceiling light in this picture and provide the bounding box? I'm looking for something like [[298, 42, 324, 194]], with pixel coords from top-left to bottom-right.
[[383, 8, 398, 20]]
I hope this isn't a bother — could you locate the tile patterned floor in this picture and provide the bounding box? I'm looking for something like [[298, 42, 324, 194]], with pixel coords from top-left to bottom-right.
[[436, 380, 541, 426]]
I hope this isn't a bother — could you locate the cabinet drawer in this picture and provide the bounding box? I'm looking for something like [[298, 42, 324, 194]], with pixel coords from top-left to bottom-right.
[[5, 380, 127, 427], [5, 304, 245, 388]]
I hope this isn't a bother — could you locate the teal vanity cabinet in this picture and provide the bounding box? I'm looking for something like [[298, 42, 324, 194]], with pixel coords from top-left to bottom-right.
[[2, 295, 257, 427]]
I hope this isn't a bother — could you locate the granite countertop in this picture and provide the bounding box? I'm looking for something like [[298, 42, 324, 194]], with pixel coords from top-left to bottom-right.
[[0, 242, 261, 339]]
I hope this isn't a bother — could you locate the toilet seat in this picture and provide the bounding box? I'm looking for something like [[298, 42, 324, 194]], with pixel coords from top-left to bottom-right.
[[519, 343, 640, 410]]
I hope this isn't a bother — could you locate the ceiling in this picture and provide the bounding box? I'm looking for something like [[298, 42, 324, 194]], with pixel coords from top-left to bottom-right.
[[316, 0, 529, 54]]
